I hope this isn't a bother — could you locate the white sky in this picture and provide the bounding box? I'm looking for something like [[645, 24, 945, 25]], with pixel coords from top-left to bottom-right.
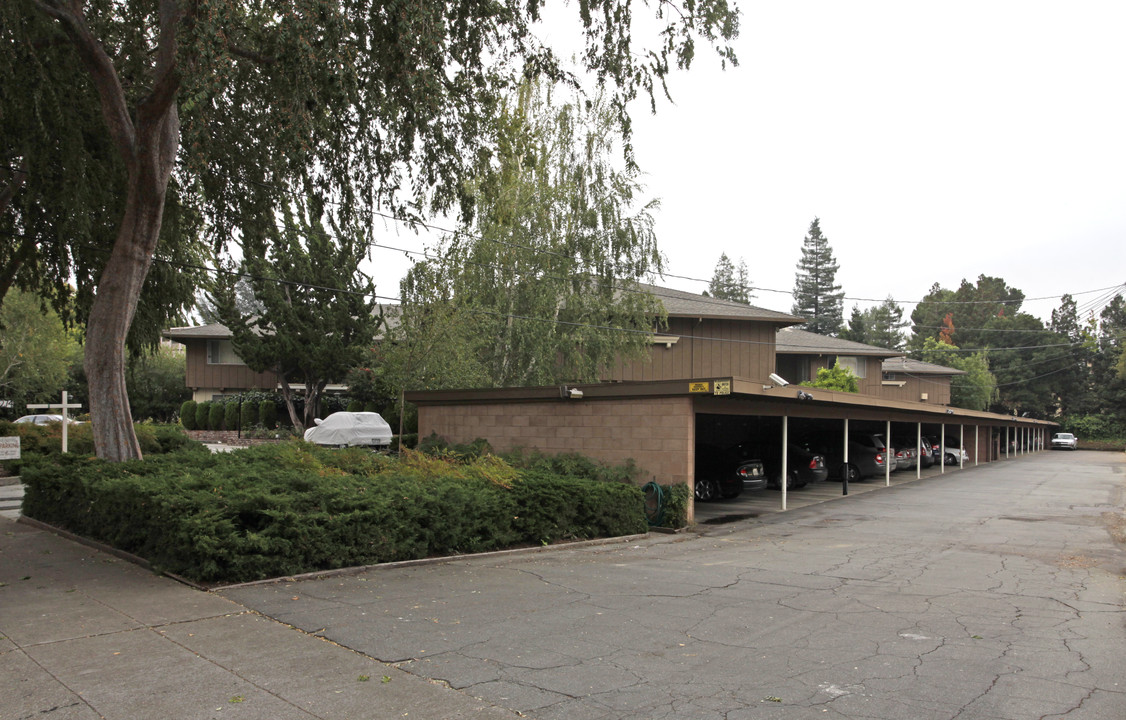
[[367, 1, 1126, 324]]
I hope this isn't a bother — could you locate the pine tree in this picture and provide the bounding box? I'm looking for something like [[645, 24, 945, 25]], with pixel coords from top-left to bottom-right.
[[707, 253, 753, 304], [791, 218, 844, 335]]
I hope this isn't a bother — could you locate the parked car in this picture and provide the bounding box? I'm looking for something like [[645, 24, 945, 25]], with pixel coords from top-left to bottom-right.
[[941, 436, 969, 465], [695, 443, 766, 501], [13, 414, 81, 425], [1051, 432, 1078, 450], [805, 432, 893, 482], [891, 436, 928, 471], [917, 436, 938, 468], [303, 412, 393, 448], [729, 440, 828, 490]]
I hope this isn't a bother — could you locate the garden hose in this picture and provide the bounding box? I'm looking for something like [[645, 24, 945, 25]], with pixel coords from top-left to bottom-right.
[[642, 480, 664, 527]]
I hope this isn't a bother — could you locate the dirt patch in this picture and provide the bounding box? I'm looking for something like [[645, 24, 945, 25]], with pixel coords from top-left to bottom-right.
[[1101, 511, 1126, 545], [1058, 554, 1099, 569]]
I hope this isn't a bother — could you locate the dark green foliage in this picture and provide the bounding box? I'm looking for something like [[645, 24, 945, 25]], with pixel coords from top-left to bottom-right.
[[803, 360, 860, 393], [389, 434, 418, 452], [1061, 413, 1126, 441], [347, 400, 363, 412], [417, 433, 494, 459], [502, 449, 640, 484], [208, 403, 224, 431], [180, 401, 198, 430], [224, 403, 239, 432], [660, 483, 691, 529], [19, 444, 647, 584], [363, 402, 379, 413], [195, 402, 211, 430], [0, 422, 205, 474], [259, 401, 278, 429], [240, 402, 258, 429], [792, 218, 845, 336]]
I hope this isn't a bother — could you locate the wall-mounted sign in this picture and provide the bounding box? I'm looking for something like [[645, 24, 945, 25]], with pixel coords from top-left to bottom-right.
[[0, 436, 19, 461], [714, 380, 731, 396], [688, 382, 711, 393]]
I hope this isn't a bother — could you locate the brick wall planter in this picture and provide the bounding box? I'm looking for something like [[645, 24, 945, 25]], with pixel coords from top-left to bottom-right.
[[186, 430, 291, 447]]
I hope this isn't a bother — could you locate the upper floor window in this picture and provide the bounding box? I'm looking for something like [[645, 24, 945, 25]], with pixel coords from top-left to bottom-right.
[[836, 355, 867, 379], [206, 339, 244, 365]]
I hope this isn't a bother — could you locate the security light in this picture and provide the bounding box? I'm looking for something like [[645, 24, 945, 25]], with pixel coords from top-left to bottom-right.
[[768, 373, 789, 387]]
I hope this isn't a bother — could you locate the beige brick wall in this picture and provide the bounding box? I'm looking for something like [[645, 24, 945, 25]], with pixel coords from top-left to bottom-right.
[[417, 397, 696, 488]]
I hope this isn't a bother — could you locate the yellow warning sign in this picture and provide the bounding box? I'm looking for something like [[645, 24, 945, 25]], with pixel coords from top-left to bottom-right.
[[689, 381, 711, 393], [714, 380, 731, 396]]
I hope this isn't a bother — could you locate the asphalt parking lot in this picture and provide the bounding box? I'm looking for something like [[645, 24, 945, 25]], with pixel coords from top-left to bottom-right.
[[222, 450, 1126, 720]]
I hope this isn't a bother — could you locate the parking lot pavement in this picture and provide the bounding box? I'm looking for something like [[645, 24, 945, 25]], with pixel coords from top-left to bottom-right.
[[223, 451, 1126, 720]]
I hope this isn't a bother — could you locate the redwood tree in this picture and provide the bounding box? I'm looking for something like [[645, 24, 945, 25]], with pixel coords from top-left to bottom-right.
[[4, 0, 740, 460]]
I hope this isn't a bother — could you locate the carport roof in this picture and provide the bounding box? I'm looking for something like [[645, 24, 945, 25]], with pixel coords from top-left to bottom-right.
[[406, 377, 1055, 428]]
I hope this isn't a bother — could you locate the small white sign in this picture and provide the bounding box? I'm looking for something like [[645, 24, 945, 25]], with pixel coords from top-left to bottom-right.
[[0, 436, 19, 461]]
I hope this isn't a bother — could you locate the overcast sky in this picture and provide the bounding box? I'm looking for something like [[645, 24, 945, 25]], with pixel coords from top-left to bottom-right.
[[368, 1, 1126, 324]]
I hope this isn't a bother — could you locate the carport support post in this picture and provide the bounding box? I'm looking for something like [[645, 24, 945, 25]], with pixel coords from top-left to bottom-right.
[[916, 423, 922, 479], [781, 415, 789, 510], [885, 419, 891, 487], [1006, 426, 1010, 459], [960, 424, 965, 469], [940, 423, 946, 474], [842, 418, 849, 496]]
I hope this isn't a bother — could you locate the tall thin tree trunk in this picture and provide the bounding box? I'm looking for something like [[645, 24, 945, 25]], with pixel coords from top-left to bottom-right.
[[85, 109, 178, 461]]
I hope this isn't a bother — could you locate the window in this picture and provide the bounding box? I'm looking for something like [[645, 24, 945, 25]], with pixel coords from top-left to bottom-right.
[[206, 339, 244, 365], [836, 355, 866, 379]]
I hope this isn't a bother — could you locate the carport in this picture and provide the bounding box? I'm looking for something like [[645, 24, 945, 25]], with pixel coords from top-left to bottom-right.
[[408, 377, 1055, 522]]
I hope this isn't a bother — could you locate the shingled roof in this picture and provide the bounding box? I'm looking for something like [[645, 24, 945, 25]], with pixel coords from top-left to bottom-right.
[[881, 356, 966, 376], [775, 327, 904, 357], [641, 284, 803, 325]]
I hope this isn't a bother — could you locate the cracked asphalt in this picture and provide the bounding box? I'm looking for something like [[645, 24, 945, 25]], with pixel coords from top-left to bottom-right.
[[220, 451, 1126, 719]]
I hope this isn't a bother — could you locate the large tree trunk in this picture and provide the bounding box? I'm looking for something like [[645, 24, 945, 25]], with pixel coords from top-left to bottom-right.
[[85, 107, 179, 461]]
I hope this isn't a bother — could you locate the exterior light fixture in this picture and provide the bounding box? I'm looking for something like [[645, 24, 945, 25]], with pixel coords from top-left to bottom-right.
[[568, 388, 584, 399]]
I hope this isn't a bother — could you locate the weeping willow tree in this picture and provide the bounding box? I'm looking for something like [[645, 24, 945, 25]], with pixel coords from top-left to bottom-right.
[[392, 81, 667, 389]]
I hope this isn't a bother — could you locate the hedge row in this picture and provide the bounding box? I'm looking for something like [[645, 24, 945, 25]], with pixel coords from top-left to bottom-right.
[[20, 443, 648, 584], [0, 422, 205, 474]]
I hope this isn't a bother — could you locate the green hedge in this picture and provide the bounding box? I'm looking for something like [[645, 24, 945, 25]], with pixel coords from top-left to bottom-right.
[[19, 443, 648, 584], [0, 422, 206, 474]]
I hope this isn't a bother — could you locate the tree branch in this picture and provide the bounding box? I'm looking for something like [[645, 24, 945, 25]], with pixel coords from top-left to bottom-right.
[[30, 0, 136, 162]]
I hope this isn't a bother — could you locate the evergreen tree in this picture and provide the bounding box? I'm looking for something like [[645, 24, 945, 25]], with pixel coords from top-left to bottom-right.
[[707, 253, 753, 304], [839, 297, 907, 350], [791, 218, 844, 335], [917, 337, 997, 411]]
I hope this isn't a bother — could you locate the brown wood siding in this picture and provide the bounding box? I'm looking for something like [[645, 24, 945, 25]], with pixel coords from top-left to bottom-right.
[[605, 318, 776, 382], [879, 374, 953, 405], [183, 340, 278, 391]]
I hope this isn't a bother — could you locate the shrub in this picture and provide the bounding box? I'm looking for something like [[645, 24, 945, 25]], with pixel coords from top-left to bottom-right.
[[224, 403, 239, 431], [0, 421, 205, 474], [19, 443, 647, 584], [240, 402, 258, 429], [208, 403, 224, 430], [180, 401, 198, 430], [346, 399, 363, 412], [363, 402, 379, 413], [259, 400, 278, 429], [195, 402, 211, 430]]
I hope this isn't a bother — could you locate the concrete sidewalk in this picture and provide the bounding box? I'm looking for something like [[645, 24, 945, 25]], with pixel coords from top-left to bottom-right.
[[0, 515, 518, 719]]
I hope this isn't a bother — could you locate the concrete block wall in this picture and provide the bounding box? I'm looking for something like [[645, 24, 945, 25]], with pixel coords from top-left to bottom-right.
[[417, 397, 696, 488]]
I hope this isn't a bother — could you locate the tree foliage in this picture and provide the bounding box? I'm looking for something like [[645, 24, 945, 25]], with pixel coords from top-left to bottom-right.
[[839, 297, 907, 350], [5, 0, 739, 461], [916, 337, 997, 412], [0, 289, 78, 417], [791, 218, 844, 336], [391, 81, 666, 389], [803, 360, 859, 393], [212, 203, 381, 431], [707, 253, 752, 304]]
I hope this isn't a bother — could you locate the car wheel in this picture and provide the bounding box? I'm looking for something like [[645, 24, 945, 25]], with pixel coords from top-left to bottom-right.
[[695, 477, 716, 502], [843, 463, 861, 482], [789, 470, 807, 490], [944, 453, 956, 465]]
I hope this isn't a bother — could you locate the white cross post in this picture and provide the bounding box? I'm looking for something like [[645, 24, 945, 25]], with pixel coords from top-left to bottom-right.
[[27, 391, 84, 453]]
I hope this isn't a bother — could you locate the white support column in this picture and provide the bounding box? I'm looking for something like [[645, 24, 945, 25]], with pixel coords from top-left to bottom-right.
[[916, 422, 922, 479], [781, 415, 789, 511], [842, 418, 850, 495], [1006, 426, 1010, 459], [974, 426, 979, 466], [940, 423, 946, 474], [885, 419, 891, 486], [960, 424, 965, 469]]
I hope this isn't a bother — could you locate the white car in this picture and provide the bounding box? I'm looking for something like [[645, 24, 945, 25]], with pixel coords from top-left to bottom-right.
[[303, 412, 393, 448], [1051, 432, 1078, 450], [13, 414, 80, 425]]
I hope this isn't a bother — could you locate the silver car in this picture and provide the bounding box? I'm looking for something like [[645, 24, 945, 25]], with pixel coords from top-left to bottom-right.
[[1050, 432, 1078, 450]]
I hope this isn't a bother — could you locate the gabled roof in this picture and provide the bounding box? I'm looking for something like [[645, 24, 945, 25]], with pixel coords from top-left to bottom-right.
[[163, 304, 401, 342], [775, 327, 904, 357], [642, 284, 803, 325], [882, 356, 966, 376]]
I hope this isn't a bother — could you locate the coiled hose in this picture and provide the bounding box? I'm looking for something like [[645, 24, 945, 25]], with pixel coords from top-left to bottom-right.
[[642, 480, 665, 527]]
